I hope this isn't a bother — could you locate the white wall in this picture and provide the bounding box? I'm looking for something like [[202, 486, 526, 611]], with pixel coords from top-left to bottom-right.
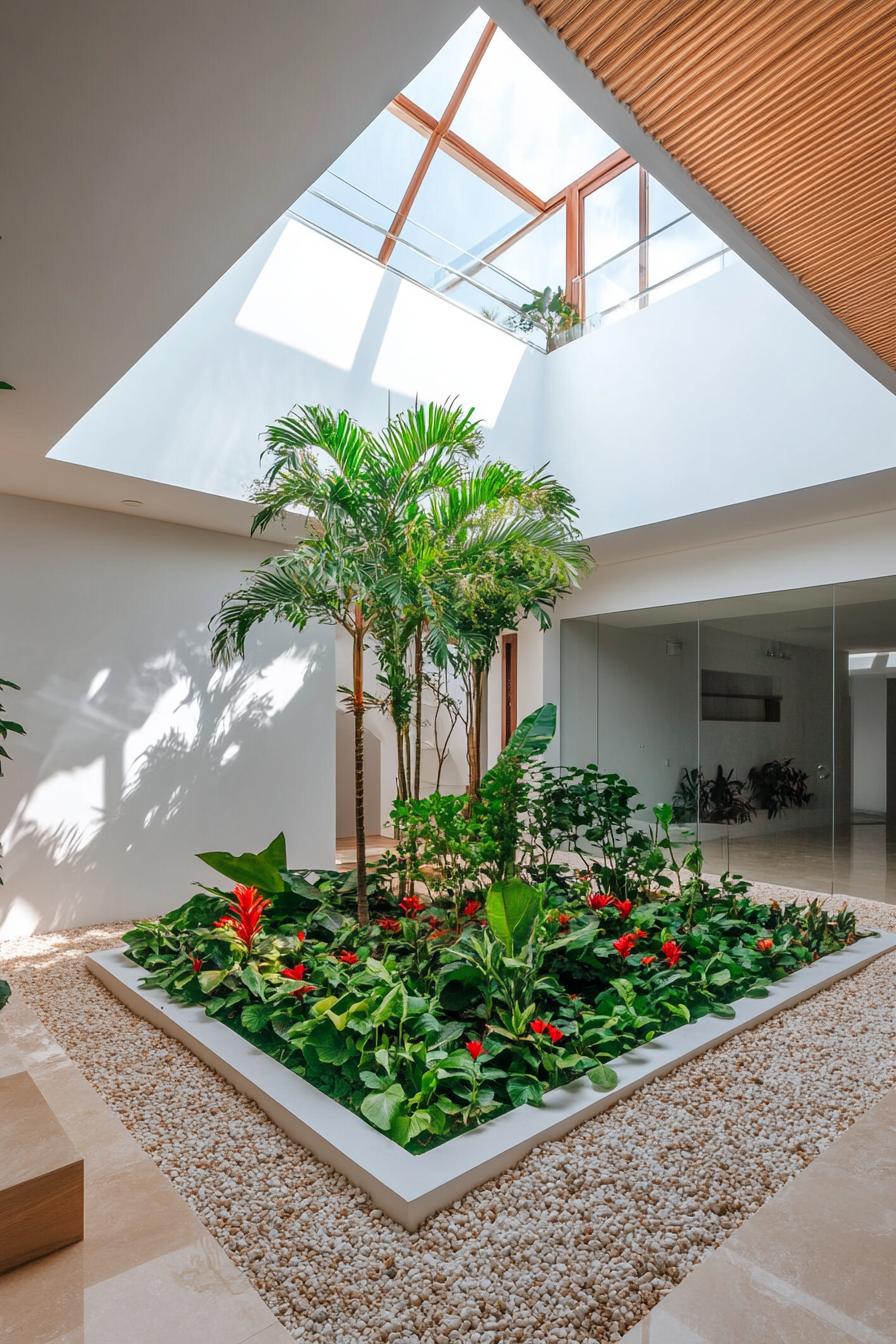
[[0, 495, 334, 938], [51, 218, 543, 501], [851, 675, 887, 814], [542, 263, 896, 541]]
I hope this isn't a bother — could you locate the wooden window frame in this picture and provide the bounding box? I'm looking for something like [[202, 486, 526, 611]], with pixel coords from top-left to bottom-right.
[[500, 633, 518, 749], [373, 14, 654, 330]]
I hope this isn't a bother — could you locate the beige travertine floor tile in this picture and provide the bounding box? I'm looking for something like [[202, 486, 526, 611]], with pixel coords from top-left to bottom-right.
[[0, 1001, 286, 1344], [240, 1323, 297, 1343], [620, 1089, 896, 1344], [85, 1236, 282, 1344], [619, 1244, 868, 1343]]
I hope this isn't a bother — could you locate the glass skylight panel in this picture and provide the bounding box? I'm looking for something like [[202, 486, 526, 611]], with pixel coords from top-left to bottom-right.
[[491, 208, 566, 296], [451, 29, 618, 199], [583, 166, 639, 275], [301, 109, 427, 246], [402, 9, 488, 116], [400, 146, 531, 277], [648, 175, 689, 232]]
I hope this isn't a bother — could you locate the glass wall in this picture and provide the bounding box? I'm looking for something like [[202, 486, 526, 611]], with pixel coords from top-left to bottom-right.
[[562, 577, 896, 903]]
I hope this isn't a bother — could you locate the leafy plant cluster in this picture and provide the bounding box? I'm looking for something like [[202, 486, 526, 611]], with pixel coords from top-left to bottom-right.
[[209, 398, 592, 922], [124, 708, 866, 1152], [673, 758, 813, 825]]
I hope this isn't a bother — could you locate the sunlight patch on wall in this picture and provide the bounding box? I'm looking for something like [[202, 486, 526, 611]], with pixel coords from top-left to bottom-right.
[[1, 757, 105, 864], [122, 671, 200, 800], [236, 220, 384, 371], [371, 280, 525, 427], [0, 895, 42, 940], [211, 648, 312, 747]]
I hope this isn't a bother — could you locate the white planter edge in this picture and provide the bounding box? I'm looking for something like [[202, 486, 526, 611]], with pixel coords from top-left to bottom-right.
[[87, 931, 896, 1230]]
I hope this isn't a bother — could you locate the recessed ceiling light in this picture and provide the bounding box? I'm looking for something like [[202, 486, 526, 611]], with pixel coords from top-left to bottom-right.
[[120, 499, 143, 508]]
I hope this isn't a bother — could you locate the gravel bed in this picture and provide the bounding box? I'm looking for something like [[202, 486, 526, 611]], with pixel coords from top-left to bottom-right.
[[2, 884, 895, 1344]]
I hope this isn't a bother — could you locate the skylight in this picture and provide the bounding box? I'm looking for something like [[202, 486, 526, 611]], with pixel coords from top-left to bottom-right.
[[293, 8, 729, 350]]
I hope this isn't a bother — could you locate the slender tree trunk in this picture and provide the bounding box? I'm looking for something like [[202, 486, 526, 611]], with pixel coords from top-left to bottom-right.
[[395, 723, 408, 801], [352, 618, 369, 925], [413, 625, 423, 800], [465, 664, 485, 801]]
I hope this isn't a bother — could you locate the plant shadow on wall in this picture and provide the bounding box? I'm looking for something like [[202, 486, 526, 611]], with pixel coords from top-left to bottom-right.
[[0, 630, 328, 935]]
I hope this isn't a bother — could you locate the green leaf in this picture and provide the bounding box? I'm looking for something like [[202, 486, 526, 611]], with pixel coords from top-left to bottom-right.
[[711, 1002, 737, 1018], [506, 1074, 545, 1108], [240, 1003, 272, 1033], [360, 1084, 405, 1132], [485, 876, 542, 953], [709, 968, 732, 986], [500, 703, 556, 760], [664, 1002, 690, 1023], [196, 833, 287, 892], [240, 964, 266, 999], [371, 983, 403, 1024], [198, 968, 230, 994], [588, 1063, 619, 1090], [309, 994, 339, 1018]]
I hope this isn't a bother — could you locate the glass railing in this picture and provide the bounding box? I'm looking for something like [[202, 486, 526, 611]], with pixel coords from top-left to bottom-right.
[[291, 173, 740, 353], [291, 171, 552, 351], [572, 211, 739, 335]]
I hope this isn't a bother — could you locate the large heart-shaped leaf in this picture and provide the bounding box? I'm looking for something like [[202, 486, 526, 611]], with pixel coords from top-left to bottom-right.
[[196, 832, 287, 892], [485, 877, 542, 953], [588, 1062, 618, 1091], [360, 1083, 405, 1132]]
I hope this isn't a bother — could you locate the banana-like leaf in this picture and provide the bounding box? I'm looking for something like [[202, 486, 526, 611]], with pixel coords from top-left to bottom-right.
[[502, 703, 556, 759], [197, 833, 287, 892], [485, 877, 542, 953]]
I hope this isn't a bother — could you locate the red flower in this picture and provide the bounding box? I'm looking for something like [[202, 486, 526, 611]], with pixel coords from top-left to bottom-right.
[[588, 892, 614, 909], [377, 917, 402, 934], [399, 894, 424, 917], [217, 885, 271, 953], [296, 931, 306, 943], [530, 1018, 549, 1035], [465, 1039, 486, 1061], [336, 950, 359, 965], [662, 940, 683, 968], [291, 983, 316, 999], [462, 900, 481, 918], [634, 927, 648, 939], [281, 964, 307, 981], [547, 1024, 564, 1045], [428, 928, 449, 939], [641, 954, 656, 965], [756, 937, 774, 953], [613, 898, 633, 918], [427, 914, 442, 930], [191, 956, 203, 973], [613, 933, 637, 958], [214, 915, 236, 929], [558, 913, 571, 928]]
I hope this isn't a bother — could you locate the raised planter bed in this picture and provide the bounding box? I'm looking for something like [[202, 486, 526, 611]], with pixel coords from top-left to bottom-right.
[[88, 931, 895, 1230]]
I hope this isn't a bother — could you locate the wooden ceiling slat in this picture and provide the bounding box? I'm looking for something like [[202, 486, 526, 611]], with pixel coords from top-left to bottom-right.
[[637, 0, 865, 129], [526, 0, 896, 370], [683, 32, 892, 167]]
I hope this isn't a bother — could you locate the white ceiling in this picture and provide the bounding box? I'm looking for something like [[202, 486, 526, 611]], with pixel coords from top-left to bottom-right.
[[0, 0, 473, 534]]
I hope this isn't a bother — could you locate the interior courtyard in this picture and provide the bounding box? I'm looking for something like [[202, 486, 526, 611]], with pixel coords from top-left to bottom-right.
[[2, 3, 895, 1342]]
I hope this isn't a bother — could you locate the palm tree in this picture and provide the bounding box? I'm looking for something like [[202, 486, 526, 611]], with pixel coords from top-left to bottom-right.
[[210, 402, 482, 923]]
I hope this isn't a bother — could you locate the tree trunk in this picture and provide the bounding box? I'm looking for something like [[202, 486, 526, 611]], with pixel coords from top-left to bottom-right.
[[413, 626, 423, 800], [466, 664, 485, 801], [395, 723, 408, 801], [352, 620, 369, 925]]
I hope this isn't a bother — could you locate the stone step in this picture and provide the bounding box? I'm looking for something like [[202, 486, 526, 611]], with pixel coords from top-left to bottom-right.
[[0, 1059, 84, 1274]]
